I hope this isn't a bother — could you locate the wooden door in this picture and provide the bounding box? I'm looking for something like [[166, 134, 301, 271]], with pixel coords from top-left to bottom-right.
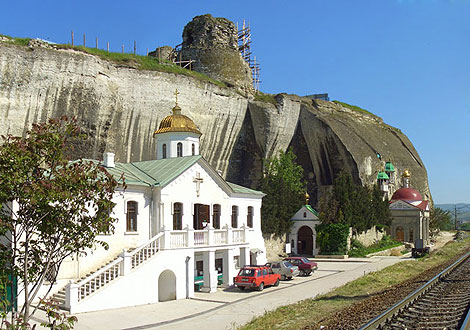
[[396, 227, 404, 242], [193, 204, 210, 229]]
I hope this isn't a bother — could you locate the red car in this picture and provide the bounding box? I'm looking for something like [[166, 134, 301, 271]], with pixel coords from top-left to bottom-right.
[[283, 257, 318, 276], [233, 265, 280, 291]]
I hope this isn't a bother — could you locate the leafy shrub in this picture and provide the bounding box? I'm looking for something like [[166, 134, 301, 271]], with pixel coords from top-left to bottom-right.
[[348, 235, 402, 257], [317, 223, 350, 254]]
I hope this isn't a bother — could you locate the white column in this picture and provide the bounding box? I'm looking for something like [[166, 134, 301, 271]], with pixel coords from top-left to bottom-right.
[[208, 225, 215, 245], [240, 247, 250, 267], [187, 226, 194, 247], [222, 248, 235, 285], [65, 282, 78, 312], [202, 249, 218, 293], [226, 225, 233, 244], [120, 250, 132, 275], [162, 226, 171, 249]]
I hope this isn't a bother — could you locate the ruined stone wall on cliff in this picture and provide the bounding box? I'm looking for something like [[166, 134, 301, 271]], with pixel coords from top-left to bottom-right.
[[0, 40, 431, 206]]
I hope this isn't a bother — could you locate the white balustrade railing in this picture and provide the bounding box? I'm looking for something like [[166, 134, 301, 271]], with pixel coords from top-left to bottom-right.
[[76, 257, 123, 301], [232, 229, 245, 243], [214, 230, 227, 244], [170, 231, 187, 248], [130, 232, 163, 269], [194, 230, 208, 246]]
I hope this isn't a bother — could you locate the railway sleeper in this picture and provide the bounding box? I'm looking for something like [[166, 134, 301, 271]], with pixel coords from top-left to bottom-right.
[[393, 316, 459, 329], [402, 309, 462, 318], [413, 300, 469, 309]]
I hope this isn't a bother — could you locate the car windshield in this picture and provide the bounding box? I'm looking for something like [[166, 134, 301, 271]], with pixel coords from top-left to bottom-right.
[[301, 257, 310, 263], [239, 269, 255, 276], [272, 263, 280, 268], [283, 261, 294, 268]]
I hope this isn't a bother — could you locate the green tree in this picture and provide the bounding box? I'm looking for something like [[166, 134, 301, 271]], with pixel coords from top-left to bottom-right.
[[260, 149, 305, 236], [429, 207, 452, 236], [0, 117, 120, 325], [319, 171, 391, 233]]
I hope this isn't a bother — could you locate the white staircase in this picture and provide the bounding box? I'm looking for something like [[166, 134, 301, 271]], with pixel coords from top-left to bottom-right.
[[58, 233, 163, 311]]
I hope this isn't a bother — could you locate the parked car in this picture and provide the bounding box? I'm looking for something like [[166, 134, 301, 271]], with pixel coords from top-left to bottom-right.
[[283, 257, 318, 276], [233, 265, 280, 291], [265, 261, 299, 280]]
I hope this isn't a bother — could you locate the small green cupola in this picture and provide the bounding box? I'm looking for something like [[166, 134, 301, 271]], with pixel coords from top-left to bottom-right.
[[385, 161, 395, 173], [377, 171, 389, 180]]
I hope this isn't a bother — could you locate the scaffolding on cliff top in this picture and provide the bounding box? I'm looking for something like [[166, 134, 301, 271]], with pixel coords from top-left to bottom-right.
[[237, 20, 260, 92]]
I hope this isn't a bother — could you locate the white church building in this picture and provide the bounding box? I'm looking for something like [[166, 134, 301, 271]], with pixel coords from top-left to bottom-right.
[[44, 95, 267, 313]]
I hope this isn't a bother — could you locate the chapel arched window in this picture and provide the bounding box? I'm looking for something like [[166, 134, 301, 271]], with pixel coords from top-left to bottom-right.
[[173, 202, 183, 230], [247, 206, 253, 228], [231, 206, 238, 228], [177, 142, 183, 157], [126, 201, 138, 232], [192, 143, 195, 155], [162, 144, 167, 159]]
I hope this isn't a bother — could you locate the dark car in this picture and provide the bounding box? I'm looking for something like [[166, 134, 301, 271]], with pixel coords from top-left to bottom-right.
[[233, 265, 280, 291], [283, 257, 318, 276]]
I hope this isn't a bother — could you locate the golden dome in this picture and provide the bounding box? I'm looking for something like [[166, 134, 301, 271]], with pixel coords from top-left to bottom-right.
[[154, 94, 202, 136], [403, 169, 411, 178]]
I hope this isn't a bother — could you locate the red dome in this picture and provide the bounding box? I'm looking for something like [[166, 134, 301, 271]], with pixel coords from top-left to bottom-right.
[[391, 188, 422, 201]]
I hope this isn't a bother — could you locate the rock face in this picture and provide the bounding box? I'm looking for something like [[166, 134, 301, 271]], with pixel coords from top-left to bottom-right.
[[0, 38, 431, 207], [180, 14, 253, 90]]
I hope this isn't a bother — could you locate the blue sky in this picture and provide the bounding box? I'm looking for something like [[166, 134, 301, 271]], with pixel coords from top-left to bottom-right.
[[1, 0, 469, 203]]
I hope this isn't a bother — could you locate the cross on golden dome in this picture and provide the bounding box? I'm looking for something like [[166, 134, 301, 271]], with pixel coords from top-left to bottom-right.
[[174, 89, 180, 106]]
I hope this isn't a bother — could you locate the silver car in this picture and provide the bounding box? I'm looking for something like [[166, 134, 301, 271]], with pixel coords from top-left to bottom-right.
[[266, 261, 299, 280]]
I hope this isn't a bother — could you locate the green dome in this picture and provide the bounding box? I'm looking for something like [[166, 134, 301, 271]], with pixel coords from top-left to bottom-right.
[[377, 171, 389, 180], [385, 162, 395, 172]]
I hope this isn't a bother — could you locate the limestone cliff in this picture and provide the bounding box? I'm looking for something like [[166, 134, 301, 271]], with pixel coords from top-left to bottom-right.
[[0, 40, 431, 206]]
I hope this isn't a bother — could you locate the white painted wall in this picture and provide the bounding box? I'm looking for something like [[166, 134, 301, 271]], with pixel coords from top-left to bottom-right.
[[57, 186, 152, 279], [156, 131, 200, 159], [70, 249, 192, 313]]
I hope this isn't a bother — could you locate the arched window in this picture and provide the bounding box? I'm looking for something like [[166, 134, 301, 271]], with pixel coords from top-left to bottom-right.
[[126, 201, 138, 232], [247, 206, 253, 228], [162, 144, 167, 159], [177, 142, 183, 157], [303, 212, 307, 218], [231, 206, 238, 228], [192, 143, 195, 155], [173, 203, 183, 230], [213, 204, 221, 229]]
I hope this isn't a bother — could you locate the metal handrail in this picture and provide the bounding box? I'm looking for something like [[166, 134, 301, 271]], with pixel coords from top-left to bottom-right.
[[359, 251, 470, 330]]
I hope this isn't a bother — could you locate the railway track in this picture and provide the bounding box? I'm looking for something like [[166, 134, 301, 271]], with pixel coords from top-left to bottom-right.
[[359, 252, 470, 330]]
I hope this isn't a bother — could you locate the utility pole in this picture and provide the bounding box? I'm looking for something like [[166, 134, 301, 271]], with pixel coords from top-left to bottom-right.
[[455, 205, 458, 230]]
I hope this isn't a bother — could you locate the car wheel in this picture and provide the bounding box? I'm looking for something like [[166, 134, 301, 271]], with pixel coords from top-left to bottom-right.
[[274, 279, 280, 287], [281, 275, 286, 281], [258, 282, 264, 291], [300, 270, 305, 276], [238, 286, 245, 291]]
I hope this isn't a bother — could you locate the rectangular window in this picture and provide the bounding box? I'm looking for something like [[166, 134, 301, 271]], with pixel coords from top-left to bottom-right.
[[213, 204, 221, 229], [215, 258, 223, 274], [126, 201, 138, 232], [196, 260, 203, 276], [247, 206, 253, 228], [231, 206, 238, 228], [173, 202, 183, 230]]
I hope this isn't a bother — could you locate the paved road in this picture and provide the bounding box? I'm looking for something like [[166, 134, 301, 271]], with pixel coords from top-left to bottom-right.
[[31, 256, 410, 330]]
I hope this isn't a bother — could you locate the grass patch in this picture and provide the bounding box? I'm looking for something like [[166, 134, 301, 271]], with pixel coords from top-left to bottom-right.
[[348, 235, 402, 257], [55, 45, 227, 88], [0, 35, 226, 88], [332, 100, 378, 117], [0, 34, 31, 46], [254, 92, 277, 105], [241, 235, 470, 330]]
